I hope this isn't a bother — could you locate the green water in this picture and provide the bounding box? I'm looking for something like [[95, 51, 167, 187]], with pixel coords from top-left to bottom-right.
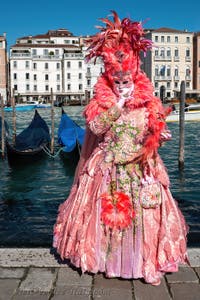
[[0, 107, 199, 247]]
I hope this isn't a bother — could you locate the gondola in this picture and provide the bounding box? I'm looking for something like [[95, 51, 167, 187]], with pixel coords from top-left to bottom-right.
[[6, 109, 50, 163], [0, 116, 9, 157], [57, 108, 85, 161]]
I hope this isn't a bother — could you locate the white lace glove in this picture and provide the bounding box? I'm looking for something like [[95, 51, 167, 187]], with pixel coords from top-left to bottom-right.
[[116, 85, 134, 108]]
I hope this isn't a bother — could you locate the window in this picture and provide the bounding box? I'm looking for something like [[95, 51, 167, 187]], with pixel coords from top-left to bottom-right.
[[32, 49, 37, 55], [161, 36, 164, 42], [155, 82, 158, 88], [155, 36, 158, 42], [55, 49, 59, 56], [56, 74, 60, 81], [175, 36, 178, 43], [79, 84, 83, 90], [167, 36, 170, 42], [67, 84, 71, 90], [33, 85, 37, 91], [87, 79, 91, 86], [174, 48, 179, 57], [56, 63, 60, 69], [67, 61, 71, 68], [43, 49, 48, 55], [13, 61, 17, 68], [26, 73, 30, 80], [78, 61, 82, 68], [13, 73, 17, 80], [33, 63, 37, 69], [167, 67, 171, 76], [34, 74, 37, 81], [167, 82, 171, 88], [0, 41, 2, 47], [186, 37, 190, 43], [199, 61, 200, 68], [57, 85, 60, 91], [25, 61, 30, 68], [155, 66, 159, 76], [79, 73, 82, 79], [45, 74, 49, 81], [166, 48, 171, 57], [67, 73, 71, 79], [186, 48, 190, 57], [175, 67, 179, 76], [174, 82, 178, 88], [45, 63, 48, 69], [45, 85, 49, 91], [186, 82, 190, 88], [160, 48, 165, 57], [26, 84, 30, 91], [14, 84, 17, 90], [155, 49, 159, 56]]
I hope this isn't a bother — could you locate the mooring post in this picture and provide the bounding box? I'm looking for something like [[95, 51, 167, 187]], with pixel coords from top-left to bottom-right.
[[50, 88, 55, 155], [0, 94, 5, 158], [12, 89, 16, 144], [178, 81, 185, 170]]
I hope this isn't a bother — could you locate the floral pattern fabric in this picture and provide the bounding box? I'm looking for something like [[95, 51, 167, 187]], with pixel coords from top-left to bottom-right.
[[53, 105, 188, 286]]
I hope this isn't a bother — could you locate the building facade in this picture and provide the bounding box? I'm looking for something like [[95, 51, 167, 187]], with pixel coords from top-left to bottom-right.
[[9, 29, 103, 104], [142, 28, 194, 101], [0, 33, 8, 103], [193, 32, 200, 92]]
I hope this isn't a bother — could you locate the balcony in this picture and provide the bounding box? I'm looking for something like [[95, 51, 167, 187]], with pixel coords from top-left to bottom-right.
[[11, 53, 31, 58], [64, 53, 84, 59], [154, 55, 172, 61], [174, 75, 180, 81], [185, 56, 191, 62], [185, 75, 191, 81], [154, 75, 172, 81], [174, 56, 180, 61]]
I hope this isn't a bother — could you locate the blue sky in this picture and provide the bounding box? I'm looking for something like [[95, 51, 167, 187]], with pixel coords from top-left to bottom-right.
[[1, 0, 199, 49]]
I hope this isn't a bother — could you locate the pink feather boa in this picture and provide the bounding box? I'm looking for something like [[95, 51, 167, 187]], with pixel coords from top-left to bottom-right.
[[84, 71, 171, 163]]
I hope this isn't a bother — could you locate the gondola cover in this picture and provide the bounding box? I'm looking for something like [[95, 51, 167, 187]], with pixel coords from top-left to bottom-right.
[[58, 111, 85, 152]]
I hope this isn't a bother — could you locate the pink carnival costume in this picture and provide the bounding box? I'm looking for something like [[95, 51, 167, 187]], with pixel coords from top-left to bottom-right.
[[53, 11, 188, 285]]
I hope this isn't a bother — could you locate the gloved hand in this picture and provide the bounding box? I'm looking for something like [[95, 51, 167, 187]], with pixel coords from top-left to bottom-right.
[[116, 85, 134, 108]]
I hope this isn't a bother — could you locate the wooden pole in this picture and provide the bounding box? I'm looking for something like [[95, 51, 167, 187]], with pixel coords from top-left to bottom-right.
[[178, 81, 185, 170], [12, 89, 16, 144], [0, 94, 5, 158], [50, 88, 55, 154]]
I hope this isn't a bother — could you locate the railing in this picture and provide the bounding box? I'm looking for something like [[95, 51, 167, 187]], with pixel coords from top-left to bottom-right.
[[64, 53, 84, 59], [154, 75, 172, 81], [11, 53, 31, 57], [154, 55, 172, 61]]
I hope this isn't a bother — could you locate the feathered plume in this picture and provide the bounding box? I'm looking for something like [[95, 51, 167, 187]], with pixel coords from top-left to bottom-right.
[[85, 10, 152, 62]]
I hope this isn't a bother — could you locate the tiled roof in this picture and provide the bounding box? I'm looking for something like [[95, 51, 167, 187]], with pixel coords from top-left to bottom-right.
[[149, 27, 192, 33], [18, 29, 74, 40]]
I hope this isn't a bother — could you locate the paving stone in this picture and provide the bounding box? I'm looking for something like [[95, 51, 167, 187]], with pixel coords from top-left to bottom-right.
[[52, 286, 91, 300], [94, 273, 132, 289], [0, 279, 20, 300], [170, 283, 200, 300], [19, 267, 57, 293], [166, 266, 199, 283], [187, 248, 200, 267], [0, 267, 25, 278], [12, 291, 50, 300], [194, 267, 200, 279], [133, 278, 171, 300], [93, 274, 132, 300], [55, 267, 92, 287]]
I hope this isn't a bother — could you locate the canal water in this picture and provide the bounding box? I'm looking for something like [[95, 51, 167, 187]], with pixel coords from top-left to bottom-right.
[[0, 107, 199, 247]]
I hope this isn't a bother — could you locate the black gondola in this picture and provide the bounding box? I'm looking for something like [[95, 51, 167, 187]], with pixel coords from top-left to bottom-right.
[[58, 108, 85, 161], [6, 110, 50, 163]]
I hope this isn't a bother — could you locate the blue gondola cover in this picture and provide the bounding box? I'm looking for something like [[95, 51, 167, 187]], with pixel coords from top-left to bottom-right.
[[58, 112, 85, 152]]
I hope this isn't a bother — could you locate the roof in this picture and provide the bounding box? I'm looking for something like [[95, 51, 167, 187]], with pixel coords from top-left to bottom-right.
[[145, 27, 193, 34], [18, 28, 74, 40]]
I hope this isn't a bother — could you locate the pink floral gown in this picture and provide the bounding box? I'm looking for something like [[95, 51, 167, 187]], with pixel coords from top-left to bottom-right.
[[53, 104, 188, 285]]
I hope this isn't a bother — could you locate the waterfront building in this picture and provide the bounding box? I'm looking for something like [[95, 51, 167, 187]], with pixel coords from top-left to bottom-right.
[[9, 29, 103, 104], [141, 28, 194, 101], [193, 32, 200, 94], [0, 33, 8, 103]]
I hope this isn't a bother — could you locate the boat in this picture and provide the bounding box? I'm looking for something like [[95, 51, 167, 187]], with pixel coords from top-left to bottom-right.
[[6, 109, 50, 163], [166, 103, 200, 122], [57, 108, 85, 160], [4, 103, 37, 112]]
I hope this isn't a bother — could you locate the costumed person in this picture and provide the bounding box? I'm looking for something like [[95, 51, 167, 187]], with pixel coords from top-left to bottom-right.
[[53, 11, 189, 285]]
